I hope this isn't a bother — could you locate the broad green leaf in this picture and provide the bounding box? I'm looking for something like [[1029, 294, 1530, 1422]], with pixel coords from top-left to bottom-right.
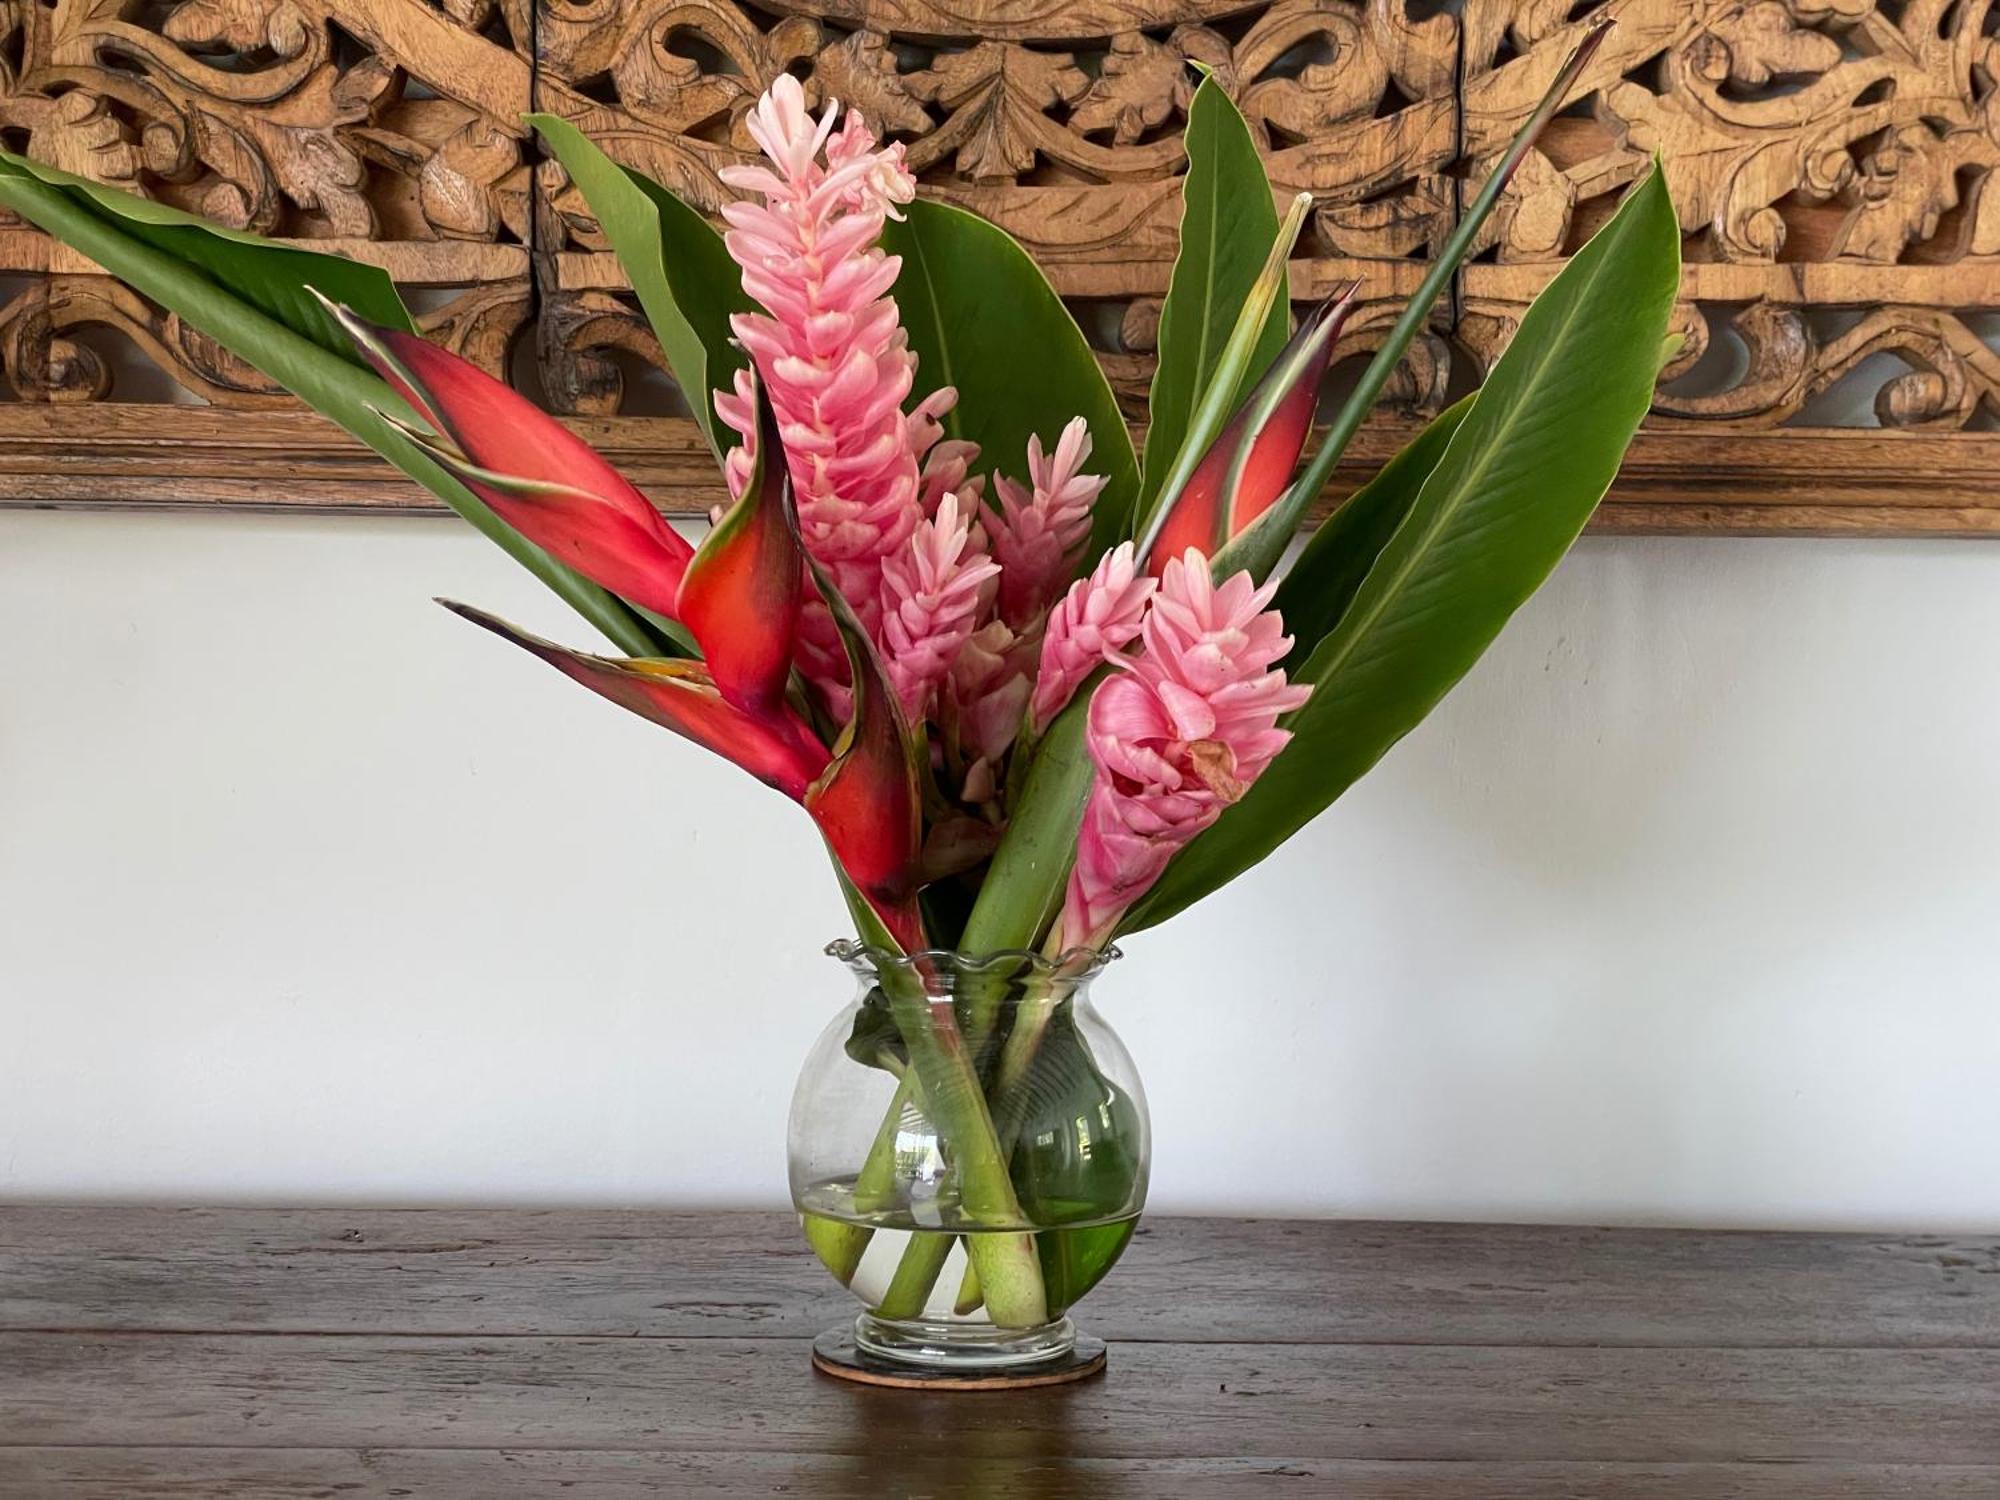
[[1004, 1012, 1144, 1311], [1210, 17, 1614, 585], [1123, 163, 1680, 934], [529, 115, 751, 462], [1272, 395, 1472, 661], [1140, 75, 1287, 518], [0, 157, 658, 657], [882, 199, 1138, 562], [0, 150, 412, 364]]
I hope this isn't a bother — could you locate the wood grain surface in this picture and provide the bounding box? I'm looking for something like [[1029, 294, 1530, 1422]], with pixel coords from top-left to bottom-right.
[[1, 1209, 1996, 1496]]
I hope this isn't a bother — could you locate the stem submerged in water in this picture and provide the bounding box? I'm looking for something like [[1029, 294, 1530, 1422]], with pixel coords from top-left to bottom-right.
[[875, 959, 1049, 1320], [811, 1071, 919, 1286], [878, 962, 1049, 1328]]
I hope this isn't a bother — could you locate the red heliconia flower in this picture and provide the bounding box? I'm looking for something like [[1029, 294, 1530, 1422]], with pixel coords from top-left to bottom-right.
[[797, 556, 927, 951], [322, 296, 694, 622], [440, 603, 828, 798], [436, 575, 924, 952], [676, 396, 808, 729], [330, 287, 928, 947], [1144, 286, 1357, 574]]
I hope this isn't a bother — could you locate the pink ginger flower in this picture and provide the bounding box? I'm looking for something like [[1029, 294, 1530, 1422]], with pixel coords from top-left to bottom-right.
[[990, 417, 1107, 627], [1029, 541, 1156, 730], [946, 617, 1040, 796], [716, 76, 966, 706], [880, 492, 1002, 721], [909, 396, 985, 519], [713, 365, 762, 502], [1059, 549, 1311, 947]]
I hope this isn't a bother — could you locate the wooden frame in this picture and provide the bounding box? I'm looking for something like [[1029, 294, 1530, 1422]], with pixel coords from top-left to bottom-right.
[[2, 0, 1998, 535], [8, 407, 1997, 536]]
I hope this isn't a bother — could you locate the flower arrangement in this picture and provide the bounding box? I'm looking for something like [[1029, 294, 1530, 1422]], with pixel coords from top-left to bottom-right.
[[0, 18, 1678, 1366]]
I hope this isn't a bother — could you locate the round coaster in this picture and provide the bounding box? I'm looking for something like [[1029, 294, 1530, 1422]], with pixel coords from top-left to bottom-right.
[[811, 1327, 1107, 1390]]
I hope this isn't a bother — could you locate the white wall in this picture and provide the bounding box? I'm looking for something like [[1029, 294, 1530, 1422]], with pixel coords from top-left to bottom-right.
[[2, 509, 1996, 1230]]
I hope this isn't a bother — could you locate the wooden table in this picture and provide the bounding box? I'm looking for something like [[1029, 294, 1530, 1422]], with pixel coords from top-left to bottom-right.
[[3, 1210, 1998, 1496]]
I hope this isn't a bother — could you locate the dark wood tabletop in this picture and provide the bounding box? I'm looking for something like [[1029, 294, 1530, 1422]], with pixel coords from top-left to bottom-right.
[[2, 1208, 1998, 1497]]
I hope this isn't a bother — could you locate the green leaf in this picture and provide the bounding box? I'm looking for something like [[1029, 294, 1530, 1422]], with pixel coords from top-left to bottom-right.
[[1272, 396, 1472, 661], [0, 150, 413, 364], [1124, 163, 1680, 934], [0, 155, 658, 658], [1209, 17, 1615, 585], [1140, 75, 1288, 518], [843, 984, 907, 1074], [529, 115, 751, 462], [1037, 1218, 1138, 1315], [882, 199, 1139, 561]]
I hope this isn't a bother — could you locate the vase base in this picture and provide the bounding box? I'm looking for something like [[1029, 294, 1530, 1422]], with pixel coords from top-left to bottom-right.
[[811, 1325, 1107, 1390]]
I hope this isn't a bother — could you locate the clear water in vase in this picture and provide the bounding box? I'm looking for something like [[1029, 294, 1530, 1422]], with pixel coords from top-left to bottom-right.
[[799, 1176, 1140, 1328]]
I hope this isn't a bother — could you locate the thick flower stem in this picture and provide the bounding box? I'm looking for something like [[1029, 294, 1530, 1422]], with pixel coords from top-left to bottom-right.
[[874, 1225, 956, 1319], [876, 964, 1023, 1317], [991, 997, 1058, 1115], [953, 1256, 984, 1315], [946, 995, 1060, 1318], [811, 1072, 918, 1286], [880, 966, 1049, 1328]]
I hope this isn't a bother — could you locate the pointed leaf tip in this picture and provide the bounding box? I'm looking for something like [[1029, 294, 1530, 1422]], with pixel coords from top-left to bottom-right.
[[1218, 14, 1622, 591], [439, 599, 827, 799], [1138, 186, 1313, 557]]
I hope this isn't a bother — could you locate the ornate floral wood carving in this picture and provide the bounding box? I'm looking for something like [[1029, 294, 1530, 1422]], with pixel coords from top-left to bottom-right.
[[0, 0, 533, 400], [532, 0, 1459, 420], [1461, 0, 2000, 432], [3, 0, 2000, 534]]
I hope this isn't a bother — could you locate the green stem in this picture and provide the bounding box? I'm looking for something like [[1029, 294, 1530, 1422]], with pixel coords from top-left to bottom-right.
[[953, 1254, 984, 1316], [879, 963, 1047, 1328], [854, 1073, 917, 1215], [809, 1072, 918, 1287], [946, 989, 1065, 1319], [989, 996, 1059, 1132], [874, 1227, 957, 1319], [877, 962, 1017, 1314]]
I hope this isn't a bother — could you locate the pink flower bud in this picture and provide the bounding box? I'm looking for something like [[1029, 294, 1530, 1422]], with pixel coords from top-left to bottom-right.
[[989, 417, 1107, 627], [880, 493, 1002, 721], [1030, 541, 1156, 729]]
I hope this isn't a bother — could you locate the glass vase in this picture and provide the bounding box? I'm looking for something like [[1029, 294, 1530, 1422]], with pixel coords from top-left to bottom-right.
[[789, 941, 1149, 1372]]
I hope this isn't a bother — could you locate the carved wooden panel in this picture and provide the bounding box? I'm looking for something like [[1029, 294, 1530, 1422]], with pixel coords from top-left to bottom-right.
[[4, 0, 2000, 534], [532, 0, 1459, 418], [0, 0, 534, 402], [1460, 0, 2000, 436]]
